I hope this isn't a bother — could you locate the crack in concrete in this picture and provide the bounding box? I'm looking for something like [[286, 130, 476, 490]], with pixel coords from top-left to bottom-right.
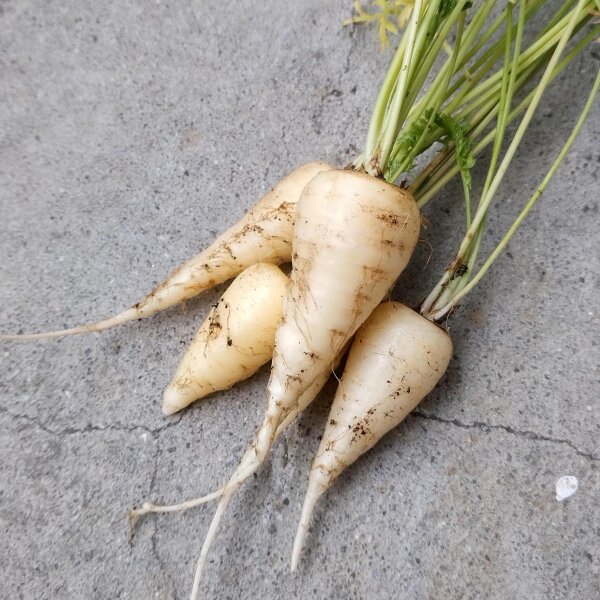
[[0, 404, 182, 438], [281, 123, 291, 168], [1, 402, 183, 597], [343, 25, 357, 77], [148, 434, 161, 498], [307, 27, 358, 139], [147, 435, 180, 600], [4, 401, 596, 462], [413, 409, 599, 462]]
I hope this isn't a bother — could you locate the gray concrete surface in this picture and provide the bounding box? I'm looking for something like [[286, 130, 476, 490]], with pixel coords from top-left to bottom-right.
[[1, 1, 598, 599]]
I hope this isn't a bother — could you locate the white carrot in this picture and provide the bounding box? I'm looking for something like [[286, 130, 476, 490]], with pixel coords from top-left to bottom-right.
[[0, 162, 333, 341], [162, 262, 287, 415], [291, 302, 452, 571], [188, 169, 420, 598], [254, 169, 420, 464]]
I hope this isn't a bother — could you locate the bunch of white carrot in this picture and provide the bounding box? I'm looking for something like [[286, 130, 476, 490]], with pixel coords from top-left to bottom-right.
[[2, 1, 598, 599]]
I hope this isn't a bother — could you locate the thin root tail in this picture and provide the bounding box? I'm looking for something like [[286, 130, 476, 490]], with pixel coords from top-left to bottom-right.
[[189, 489, 235, 600], [291, 477, 324, 572], [187, 447, 264, 598], [0, 307, 141, 341], [127, 488, 224, 543]]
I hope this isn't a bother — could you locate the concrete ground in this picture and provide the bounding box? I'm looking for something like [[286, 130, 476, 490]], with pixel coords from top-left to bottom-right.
[[1, 1, 598, 599]]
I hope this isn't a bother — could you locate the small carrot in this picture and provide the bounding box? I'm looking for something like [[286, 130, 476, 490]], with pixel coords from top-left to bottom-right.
[[162, 262, 288, 415], [291, 302, 452, 571]]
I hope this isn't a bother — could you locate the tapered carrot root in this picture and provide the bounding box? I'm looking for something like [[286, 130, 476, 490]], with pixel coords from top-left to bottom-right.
[[291, 302, 453, 571], [254, 169, 420, 464], [162, 263, 287, 415], [0, 162, 333, 341]]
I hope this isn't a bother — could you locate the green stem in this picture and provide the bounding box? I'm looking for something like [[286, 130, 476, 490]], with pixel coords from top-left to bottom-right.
[[383, 0, 589, 185], [385, 12, 466, 179], [367, 0, 425, 175], [428, 67, 600, 320], [404, 0, 499, 122], [421, 0, 592, 319], [363, 0, 471, 176], [469, 0, 586, 236], [363, 30, 410, 167], [412, 24, 598, 206], [428, 0, 524, 311], [399, 1, 470, 122], [454, 7, 584, 110]]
